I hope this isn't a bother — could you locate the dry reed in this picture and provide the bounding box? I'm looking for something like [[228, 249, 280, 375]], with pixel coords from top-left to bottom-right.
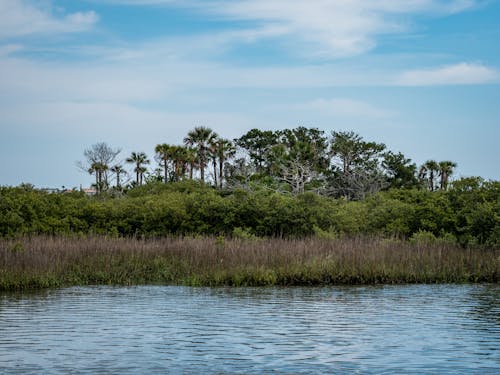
[[0, 236, 498, 290]]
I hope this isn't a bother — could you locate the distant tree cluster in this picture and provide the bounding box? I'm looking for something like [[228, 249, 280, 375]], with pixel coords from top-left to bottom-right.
[[79, 126, 458, 200]]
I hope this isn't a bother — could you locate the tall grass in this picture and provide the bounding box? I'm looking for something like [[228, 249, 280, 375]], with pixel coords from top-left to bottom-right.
[[0, 236, 498, 290]]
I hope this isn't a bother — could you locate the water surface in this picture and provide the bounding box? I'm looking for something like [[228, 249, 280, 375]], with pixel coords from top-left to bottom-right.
[[1, 285, 498, 374]]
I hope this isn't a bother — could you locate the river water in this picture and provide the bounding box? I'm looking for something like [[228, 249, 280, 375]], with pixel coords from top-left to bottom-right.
[[0, 285, 498, 374]]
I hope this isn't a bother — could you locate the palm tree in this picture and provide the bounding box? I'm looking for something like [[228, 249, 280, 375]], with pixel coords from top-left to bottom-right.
[[211, 138, 236, 189], [110, 164, 126, 189], [169, 146, 188, 181], [185, 147, 198, 180], [423, 160, 439, 191], [126, 152, 150, 186], [155, 143, 171, 183], [79, 142, 120, 193], [89, 162, 108, 193], [438, 161, 457, 190], [184, 126, 218, 183]]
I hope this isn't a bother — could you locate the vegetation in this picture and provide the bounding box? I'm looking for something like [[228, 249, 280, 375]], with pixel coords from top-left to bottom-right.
[[1, 178, 499, 247], [1, 236, 497, 291], [1, 126, 498, 290], [75, 126, 463, 197]]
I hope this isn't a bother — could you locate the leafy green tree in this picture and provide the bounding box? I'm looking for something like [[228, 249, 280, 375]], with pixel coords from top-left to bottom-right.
[[126, 152, 150, 186], [184, 126, 218, 183], [225, 157, 255, 189], [275, 127, 330, 193], [328, 131, 386, 200], [235, 129, 279, 174], [382, 151, 418, 189]]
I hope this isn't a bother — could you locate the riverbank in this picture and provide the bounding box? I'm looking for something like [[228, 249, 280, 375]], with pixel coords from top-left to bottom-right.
[[1, 236, 498, 291]]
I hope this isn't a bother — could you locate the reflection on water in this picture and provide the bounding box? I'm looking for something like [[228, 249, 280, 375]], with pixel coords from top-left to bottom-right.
[[1, 285, 499, 374]]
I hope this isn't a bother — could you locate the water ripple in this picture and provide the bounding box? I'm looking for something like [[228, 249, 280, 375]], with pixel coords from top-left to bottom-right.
[[0, 284, 499, 374]]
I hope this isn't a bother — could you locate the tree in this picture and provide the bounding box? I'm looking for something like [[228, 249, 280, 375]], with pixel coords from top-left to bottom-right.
[[382, 151, 418, 189], [328, 131, 386, 200], [155, 143, 171, 183], [225, 157, 255, 189], [126, 152, 150, 186], [184, 126, 218, 183], [210, 138, 236, 189], [169, 146, 189, 181], [275, 127, 330, 193], [235, 129, 278, 174], [420, 160, 440, 191], [88, 162, 108, 193], [438, 161, 457, 190], [110, 164, 126, 189], [78, 142, 121, 194], [185, 147, 198, 180]]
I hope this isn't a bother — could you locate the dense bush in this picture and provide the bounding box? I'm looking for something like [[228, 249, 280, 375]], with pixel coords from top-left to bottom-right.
[[1, 179, 499, 247]]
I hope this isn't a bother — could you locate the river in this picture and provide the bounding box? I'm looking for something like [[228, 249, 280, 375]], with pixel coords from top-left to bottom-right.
[[1, 284, 498, 374]]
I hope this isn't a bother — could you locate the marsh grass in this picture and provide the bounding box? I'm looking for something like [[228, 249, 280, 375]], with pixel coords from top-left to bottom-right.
[[0, 236, 498, 290]]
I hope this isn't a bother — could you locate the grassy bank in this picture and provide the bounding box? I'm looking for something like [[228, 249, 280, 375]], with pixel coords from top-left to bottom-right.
[[1, 236, 498, 291]]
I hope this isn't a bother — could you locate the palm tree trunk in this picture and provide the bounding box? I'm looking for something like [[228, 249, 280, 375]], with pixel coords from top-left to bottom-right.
[[219, 157, 224, 189], [163, 159, 168, 184], [213, 157, 217, 187]]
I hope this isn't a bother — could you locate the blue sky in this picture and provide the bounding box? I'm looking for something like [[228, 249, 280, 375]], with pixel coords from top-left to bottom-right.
[[1, 0, 499, 188]]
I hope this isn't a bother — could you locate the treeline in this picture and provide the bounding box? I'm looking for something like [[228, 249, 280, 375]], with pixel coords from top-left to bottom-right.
[[1, 177, 499, 247], [79, 126, 457, 199]]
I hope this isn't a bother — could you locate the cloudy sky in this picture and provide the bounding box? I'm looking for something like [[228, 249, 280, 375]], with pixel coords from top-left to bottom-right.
[[1, 0, 499, 188]]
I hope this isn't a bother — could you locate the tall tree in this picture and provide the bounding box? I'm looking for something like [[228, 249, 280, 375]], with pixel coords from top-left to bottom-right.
[[329, 131, 386, 200], [78, 142, 120, 194], [185, 147, 198, 180], [235, 129, 278, 174], [184, 126, 218, 183], [423, 160, 439, 191], [169, 146, 189, 181], [155, 143, 171, 183], [382, 151, 418, 189], [126, 152, 150, 186], [264, 127, 330, 194], [438, 161, 457, 190], [110, 164, 126, 189], [210, 138, 236, 189]]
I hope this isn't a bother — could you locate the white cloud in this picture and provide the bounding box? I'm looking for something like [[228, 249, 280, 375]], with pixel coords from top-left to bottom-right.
[[97, 0, 478, 58], [397, 63, 499, 86], [0, 0, 98, 39]]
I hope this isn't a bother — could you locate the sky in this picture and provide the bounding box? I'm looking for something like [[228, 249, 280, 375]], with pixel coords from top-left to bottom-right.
[[0, 0, 499, 188]]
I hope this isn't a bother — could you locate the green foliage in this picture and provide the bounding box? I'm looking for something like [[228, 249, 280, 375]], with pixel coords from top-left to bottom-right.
[[1, 177, 499, 248], [232, 227, 258, 240]]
